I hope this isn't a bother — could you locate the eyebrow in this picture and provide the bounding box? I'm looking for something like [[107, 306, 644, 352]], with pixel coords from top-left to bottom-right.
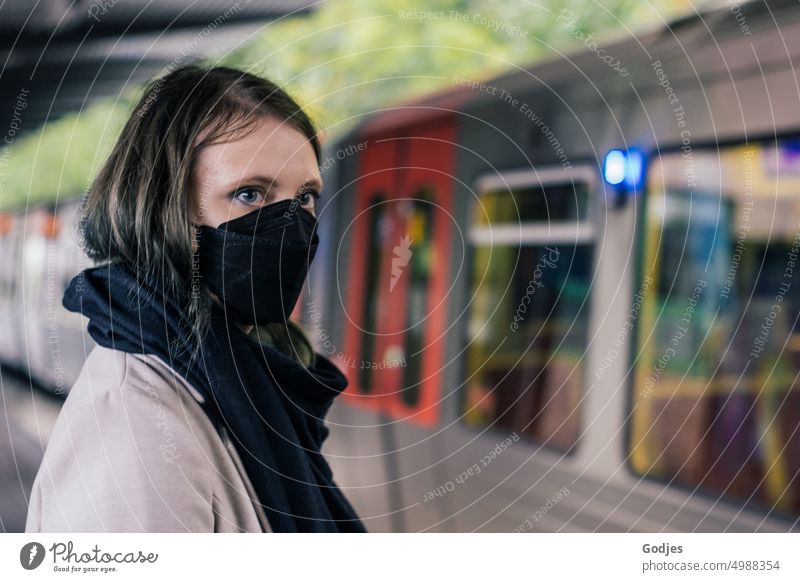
[[234, 174, 324, 194]]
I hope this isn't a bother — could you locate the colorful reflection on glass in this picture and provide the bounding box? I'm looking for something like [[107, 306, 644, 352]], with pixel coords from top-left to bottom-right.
[[632, 143, 800, 519], [358, 193, 386, 394], [464, 179, 593, 452], [401, 189, 435, 407]]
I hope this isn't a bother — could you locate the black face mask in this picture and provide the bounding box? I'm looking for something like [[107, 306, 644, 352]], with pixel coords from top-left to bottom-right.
[[197, 198, 319, 326]]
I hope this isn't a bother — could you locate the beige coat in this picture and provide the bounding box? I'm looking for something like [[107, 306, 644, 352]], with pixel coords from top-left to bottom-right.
[[25, 345, 272, 532]]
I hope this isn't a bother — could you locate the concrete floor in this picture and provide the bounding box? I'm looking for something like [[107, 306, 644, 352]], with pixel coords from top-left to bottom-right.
[[0, 369, 61, 532]]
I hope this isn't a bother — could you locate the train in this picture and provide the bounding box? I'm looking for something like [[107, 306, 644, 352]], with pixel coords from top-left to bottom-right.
[[2, 0, 799, 532]]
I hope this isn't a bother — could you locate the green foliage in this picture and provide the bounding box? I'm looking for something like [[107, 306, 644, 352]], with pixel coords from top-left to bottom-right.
[[1, 94, 135, 208], [1, 0, 691, 208]]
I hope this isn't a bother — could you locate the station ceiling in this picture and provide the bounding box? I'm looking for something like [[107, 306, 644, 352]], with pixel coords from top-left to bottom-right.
[[0, 0, 321, 136]]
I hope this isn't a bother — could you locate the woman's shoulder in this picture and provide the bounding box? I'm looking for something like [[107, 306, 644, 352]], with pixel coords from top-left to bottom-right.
[[68, 345, 207, 408], [42, 345, 217, 478], [26, 346, 222, 532], [53, 345, 218, 473]]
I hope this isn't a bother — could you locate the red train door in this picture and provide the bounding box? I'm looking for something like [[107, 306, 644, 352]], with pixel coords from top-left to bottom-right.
[[341, 119, 456, 426]]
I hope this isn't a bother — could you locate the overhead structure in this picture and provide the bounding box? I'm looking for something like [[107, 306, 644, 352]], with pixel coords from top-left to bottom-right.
[[0, 0, 322, 136]]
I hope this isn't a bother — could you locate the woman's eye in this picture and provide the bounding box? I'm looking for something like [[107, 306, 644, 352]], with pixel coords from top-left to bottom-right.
[[296, 189, 319, 208], [233, 188, 264, 206]]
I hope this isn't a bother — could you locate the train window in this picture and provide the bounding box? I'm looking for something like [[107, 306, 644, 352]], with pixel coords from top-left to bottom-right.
[[0, 214, 15, 300], [463, 168, 596, 452], [0, 213, 13, 236], [400, 187, 435, 407], [474, 169, 590, 226], [631, 142, 800, 518], [358, 192, 387, 394]]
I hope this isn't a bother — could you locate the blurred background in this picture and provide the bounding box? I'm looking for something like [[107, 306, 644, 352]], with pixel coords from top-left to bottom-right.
[[1, 0, 799, 533]]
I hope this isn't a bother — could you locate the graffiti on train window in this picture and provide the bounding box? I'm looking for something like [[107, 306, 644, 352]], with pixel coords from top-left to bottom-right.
[[400, 187, 436, 407], [358, 192, 387, 395], [631, 142, 800, 518], [463, 177, 595, 452]]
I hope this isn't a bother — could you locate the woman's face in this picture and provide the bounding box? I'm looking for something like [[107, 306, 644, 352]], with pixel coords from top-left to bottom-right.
[[189, 115, 322, 228]]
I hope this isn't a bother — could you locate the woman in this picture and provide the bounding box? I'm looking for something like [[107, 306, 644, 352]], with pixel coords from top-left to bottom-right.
[[25, 65, 367, 533]]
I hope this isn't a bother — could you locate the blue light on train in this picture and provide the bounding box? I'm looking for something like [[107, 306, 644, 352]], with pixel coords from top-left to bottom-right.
[[604, 148, 645, 190], [604, 148, 645, 208], [603, 149, 627, 185]]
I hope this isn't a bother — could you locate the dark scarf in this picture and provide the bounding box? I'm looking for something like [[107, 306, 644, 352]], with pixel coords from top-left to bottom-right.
[[63, 262, 367, 533]]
